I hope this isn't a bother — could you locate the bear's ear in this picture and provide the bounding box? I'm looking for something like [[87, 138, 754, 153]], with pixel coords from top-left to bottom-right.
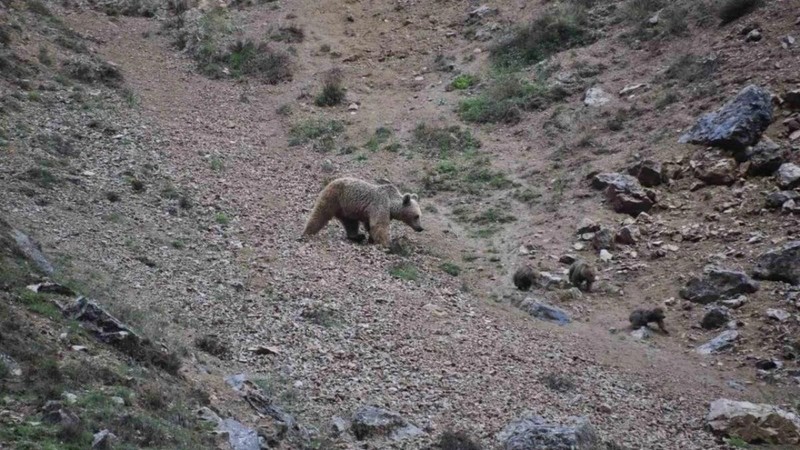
[[403, 194, 411, 206], [410, 193, 418, 201]]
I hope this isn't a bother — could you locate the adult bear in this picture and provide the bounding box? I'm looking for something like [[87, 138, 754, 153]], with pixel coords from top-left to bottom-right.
[[302, 177, 423, 246]]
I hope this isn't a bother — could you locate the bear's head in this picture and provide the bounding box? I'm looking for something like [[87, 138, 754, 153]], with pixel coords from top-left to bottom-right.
[[397, 193, 423, 232]]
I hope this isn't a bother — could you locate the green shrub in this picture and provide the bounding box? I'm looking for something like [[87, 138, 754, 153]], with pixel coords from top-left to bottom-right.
[[315, 69, 345, 107], [365, 127, 392, 151], [214, 212, 230, 225], [226, 39, 292, 83], [491, 5, 592, 69], [412, 124, 481, 157], [718, 0, 762, 25], [389, 263, 419, 281], [288, 119, 344, 146], [451, 74, 478, 90], [439, 262, 461, 276], [458, 77, 568, 124]]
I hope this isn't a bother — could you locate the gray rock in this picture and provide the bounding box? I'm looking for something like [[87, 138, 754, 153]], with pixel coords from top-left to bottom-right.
[[519, 298, 571, 325], [628, 159, 664, 187], [679, 85, 773, 151], [785, 89, 800, 110], [599, 249, 613, 262], [535, 271, 571, 290], [765, 308, 791, 322], [351, 405, 422, 441], [707, 399, 800, 444], [630, 327, 652, 340], [197, 407, 222, 424], [467, 5, 499, 23], [11, 228, 54, 275], [91, 429, 117, 450], [576, 217, 600, 234], [743, 138, 785, 176], [591, 227, 615, 251], [619, 83, 648, 96], [693, 158, 738, 186], [497, 414, 599, 450], [225, 373, 248, 391], [331, 416, 350, 436], [583, 86, 610, 107], [701, 308, 730, 330], [721, 295, 748, 309], [41, 401, 80, 428], [680, 269, 759, 304], [777, 163, 800, 189], [752, 241, 800, 285], [696, 330, 739, 354], [219, 418, 261, 450], [765, 191, 800, 209], [745, 29, 762, 42], [615, 225, 640, 245]]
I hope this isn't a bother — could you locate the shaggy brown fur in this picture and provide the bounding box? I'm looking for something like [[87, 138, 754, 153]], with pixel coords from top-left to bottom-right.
[[302, 177, 423, 246], [629, 307, 669, 334], [568, 260, 596, 292]]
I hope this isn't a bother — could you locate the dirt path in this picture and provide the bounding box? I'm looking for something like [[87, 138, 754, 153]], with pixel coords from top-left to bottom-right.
[[61, 4, 797, 449]]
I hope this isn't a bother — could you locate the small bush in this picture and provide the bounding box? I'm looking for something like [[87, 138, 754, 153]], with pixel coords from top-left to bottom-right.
[[365, 127, 392, 151], [439, 262, 461, 276], [38, 45, 53, 66], [315, 68, 345, 107], [288, 119, 344, 146], [214, 212, 230, 225], [27, 0, 52, 16], [389, 263, 419, 281], [663, 53, 717, 84], [62, 56, 124, 87], [194, 334, 229, 358], [458, 77, 568, 124], [23, 167, 58, 188], [226, 39, 292, 83], [541, 372, 575, 392], [718, 0, 762, 25], [412, 124, 481, 157], [439, 430, 482, 450], [129, 178, 145, 192], [451, 74, 478, 90], [491, 5, 592, 69], [270, 25, 304, 43]]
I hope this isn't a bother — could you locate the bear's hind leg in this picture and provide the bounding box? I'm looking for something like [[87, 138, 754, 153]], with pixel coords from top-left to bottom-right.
[[340, 218, 366, 243]]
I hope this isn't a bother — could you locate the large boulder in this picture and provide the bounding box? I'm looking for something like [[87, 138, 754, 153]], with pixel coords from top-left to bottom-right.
[[680, 269, 759, 304], [707, 399, 800, 445], [592, 173, 655, 216], [777, 163, 800, 189], [752, 241, 800, 285], [679, 84, 773, 151], [518, 298, 571, 325], [351, 406, 422, 441], [497, 414, 599, 450]]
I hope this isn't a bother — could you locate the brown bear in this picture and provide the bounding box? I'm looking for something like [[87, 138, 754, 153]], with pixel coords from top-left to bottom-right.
[[302, 177, 423, 246]]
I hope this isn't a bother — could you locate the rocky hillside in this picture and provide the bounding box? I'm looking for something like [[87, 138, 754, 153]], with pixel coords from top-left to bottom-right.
[[1, 0, 800, 449]]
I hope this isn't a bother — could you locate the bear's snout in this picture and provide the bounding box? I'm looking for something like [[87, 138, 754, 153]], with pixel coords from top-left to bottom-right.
[[414, 226, 424, 232]]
